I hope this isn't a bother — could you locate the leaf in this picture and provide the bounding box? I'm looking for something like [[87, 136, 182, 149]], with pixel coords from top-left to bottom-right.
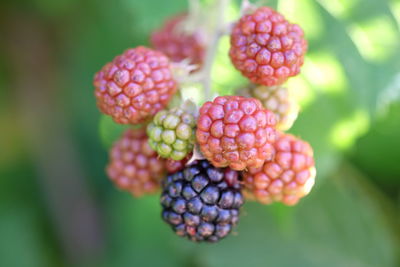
[[0, 208, 51, 267]]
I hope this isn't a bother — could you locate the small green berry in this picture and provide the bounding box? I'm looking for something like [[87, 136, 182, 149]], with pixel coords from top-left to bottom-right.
[[147, 105, 197, 160]]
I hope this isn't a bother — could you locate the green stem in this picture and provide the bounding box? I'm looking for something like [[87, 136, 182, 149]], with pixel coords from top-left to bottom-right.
[[201, 0, 230, 101]]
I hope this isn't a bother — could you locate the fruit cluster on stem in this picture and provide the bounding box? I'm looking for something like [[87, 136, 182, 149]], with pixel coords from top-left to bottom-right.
[[94, 0, 315, 243]]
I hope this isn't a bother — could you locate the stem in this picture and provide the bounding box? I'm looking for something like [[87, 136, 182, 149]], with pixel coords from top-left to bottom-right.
[[201, 0, 230, 100]]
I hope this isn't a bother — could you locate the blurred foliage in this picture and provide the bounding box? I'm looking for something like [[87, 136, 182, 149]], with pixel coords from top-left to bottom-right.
[[0, 0, 399, 266]]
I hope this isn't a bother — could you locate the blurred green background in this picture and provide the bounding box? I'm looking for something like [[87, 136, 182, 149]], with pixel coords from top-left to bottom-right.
[[1, 0, 400, 266]]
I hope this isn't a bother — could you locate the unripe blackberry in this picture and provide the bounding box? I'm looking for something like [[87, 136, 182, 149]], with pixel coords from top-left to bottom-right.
[[151, 14, 205, 66], [161, 160, 243, 242], [229, 7, 307, 86], [94, 46, 177, 124], [242, 132, 316, 205], [239, 84, 299, 131], [106, 128, 166, 197], [196, 96, 277, 171], [147, 106, 197, 160]]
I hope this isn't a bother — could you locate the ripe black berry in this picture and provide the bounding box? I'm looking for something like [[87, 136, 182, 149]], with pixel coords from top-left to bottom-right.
[[161, 160, 243, 242]]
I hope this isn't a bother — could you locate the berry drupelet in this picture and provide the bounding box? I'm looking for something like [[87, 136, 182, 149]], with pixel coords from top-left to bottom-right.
[[196, 95, 276, 171], [243, 132, 316, 205], [229, 6, 307, 86], [165, 153, 192, 174], [161, 160, 244, 242], [94, 46, 177, 124], [106, 128, 166, 197]]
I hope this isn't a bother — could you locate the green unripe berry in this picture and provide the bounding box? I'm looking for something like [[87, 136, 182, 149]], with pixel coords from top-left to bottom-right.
[[147, 104, 197, 160]]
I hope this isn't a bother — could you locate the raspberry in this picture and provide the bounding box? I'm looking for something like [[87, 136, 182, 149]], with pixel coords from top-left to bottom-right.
[[242, 132, 316, 205], [165, 153, 192, 174], [239, 84, 299, 131], [94, 46, 177, 124], [106, 128, 166, 197], [161, 160, 243, 242], [151, 14, 205, 66], [147, 106, 197, 160], [229, 7, 307, 86], [196, 96, 276, 171]]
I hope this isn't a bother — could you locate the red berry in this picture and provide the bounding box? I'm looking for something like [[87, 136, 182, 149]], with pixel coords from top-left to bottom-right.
[[229, 7, 307, 86], [94, 46, 177, 124], [151, 14, 205, 67], [242, 132, 316, 205], [106, 128, 166, 197], [196, 96, 276, 171]]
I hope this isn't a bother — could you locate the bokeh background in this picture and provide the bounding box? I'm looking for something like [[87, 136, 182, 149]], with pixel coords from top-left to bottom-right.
[[1, 0, 400, 266]]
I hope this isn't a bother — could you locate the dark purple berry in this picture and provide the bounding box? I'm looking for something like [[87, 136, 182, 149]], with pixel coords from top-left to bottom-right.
[[160, 160, 244, 242]]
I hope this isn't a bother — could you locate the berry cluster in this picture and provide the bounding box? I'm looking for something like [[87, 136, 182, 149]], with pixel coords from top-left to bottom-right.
[[197, 96, 276, 170], [151, 14, 205, 67], [94, 3, 316, 243], [147, 106, 196, 160], [94, 47, 177, 124], [230, 6, 307, 86]]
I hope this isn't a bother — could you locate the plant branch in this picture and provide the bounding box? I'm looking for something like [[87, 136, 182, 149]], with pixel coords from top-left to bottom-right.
[[201, 0, 230, 101]]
